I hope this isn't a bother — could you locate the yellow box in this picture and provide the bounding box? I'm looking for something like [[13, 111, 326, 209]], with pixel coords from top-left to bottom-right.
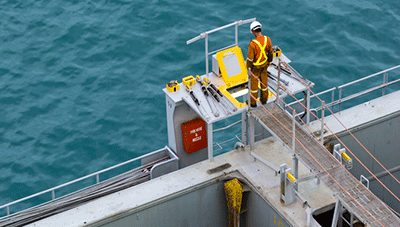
[[166, 80, 179, 92], [182, 75, 196, 88]]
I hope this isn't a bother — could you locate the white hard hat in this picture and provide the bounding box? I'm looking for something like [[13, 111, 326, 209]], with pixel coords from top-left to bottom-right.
[[250, 21, 262, 33]]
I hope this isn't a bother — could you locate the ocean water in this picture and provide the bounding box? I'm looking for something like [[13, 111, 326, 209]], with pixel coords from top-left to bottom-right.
[[0, 0, 399, 213]]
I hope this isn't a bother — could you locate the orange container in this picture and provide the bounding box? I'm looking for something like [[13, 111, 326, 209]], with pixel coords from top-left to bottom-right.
[[181, 118, 207, 154]]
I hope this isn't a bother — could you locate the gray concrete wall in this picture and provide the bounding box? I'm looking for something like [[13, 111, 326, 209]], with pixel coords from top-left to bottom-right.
[[95, 180, 291, 227], [326, 112, 400, 213]]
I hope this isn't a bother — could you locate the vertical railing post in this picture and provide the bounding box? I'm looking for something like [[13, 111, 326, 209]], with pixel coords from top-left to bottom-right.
[[248, 68, 252, 110], [331, 89, 335, 113], [249, 115, 255, 150], [205, 33, 209, 77], [383, 72, 387, 96], [292, 109, 298, 190], [241, 112, 247, 145], [292, 109, 296, 153], [7, 206, 10, 216], [235, 23, 238, 46], [320, 101, 325, 144], [96, 173, 100, 184], [52, 190, 55, 200], [207, 122, 213, 161], [306, 89, 310, 125], [276, 59, 281, 106], [338, 87, 342, 112]]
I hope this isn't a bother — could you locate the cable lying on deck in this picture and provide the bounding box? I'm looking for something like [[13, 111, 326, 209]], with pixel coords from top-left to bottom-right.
[[0, 156, 169, 227]]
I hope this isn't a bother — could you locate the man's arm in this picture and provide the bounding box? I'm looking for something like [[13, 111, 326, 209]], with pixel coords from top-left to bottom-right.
[[247, 43, 254, 71], [267, 37, 273, 63]]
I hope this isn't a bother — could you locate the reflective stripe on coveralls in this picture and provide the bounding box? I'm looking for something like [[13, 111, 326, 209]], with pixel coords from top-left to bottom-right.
[[252, 36, 268, 66]]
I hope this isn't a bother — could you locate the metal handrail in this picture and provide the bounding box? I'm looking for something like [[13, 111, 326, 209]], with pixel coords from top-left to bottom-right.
[[0, 146, 172, 217], [310, 65, 400, 114], [287, 87, 336, 107], [186, 18, 256, 77], [337, 65, 400, 89], [336, 65, 400, 111]]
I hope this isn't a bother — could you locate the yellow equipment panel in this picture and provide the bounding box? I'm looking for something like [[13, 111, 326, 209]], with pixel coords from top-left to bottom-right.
[[216, 46, 248, 88]]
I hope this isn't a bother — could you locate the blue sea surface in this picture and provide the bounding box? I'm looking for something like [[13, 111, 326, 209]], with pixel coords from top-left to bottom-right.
[[0, 0, 399, 214]]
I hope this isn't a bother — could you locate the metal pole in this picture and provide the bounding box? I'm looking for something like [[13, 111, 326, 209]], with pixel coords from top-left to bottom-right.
[[331, 199, 341, 227], [248, 68, 252, 111], [320, 101, 325, 144], [205, 34, 209, 77], [207, 123, 213, 161], [292, 109, 296, 153], [331, 89, 335, 113], [242, 112, 247, 145], [249, 115, 255, 150], [338, 87, 342, 112], [292, 109, 298, 191], [235, 23, 238, 46], [306, 89, 310, 125], [383, 72, 387, 96], [276, 59, 281, 106]]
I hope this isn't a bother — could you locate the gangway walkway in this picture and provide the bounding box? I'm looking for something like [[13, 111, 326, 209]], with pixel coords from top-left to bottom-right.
[[251, 103, 400, 227]]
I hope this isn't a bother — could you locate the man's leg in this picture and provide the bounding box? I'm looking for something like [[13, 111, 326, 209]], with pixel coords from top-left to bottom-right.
[[260, 66, 269, 105], [250, 68, 261, 107]]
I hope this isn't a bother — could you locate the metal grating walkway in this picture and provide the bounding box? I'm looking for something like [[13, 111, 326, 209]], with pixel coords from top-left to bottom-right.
[[252, 103, 400, 227]]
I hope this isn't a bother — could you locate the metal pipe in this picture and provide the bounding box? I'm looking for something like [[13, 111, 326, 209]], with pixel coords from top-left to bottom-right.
[[207, 122, 213, 161], [235, 23, 238, 46], [213, 120, 242, 133], [306, 89, 310, 125], [320, 101, 325, 144], [249, 115, 255, 150], [205, 34, 209, 77], [241, 112, 247, 145], [0, 146, 173, 210], [276, 59, 281, 105], [367, 164, 400, 181], [292, 109, 296, 154], [383, 72, 387, 96], [323, 77, 400, 112], [338, 87, 342, 112], [248, 68, 251, 112], [338, 64, 400, 89], [286, 87, 336, 107], [331, 89, 335, 113], [186, 18, 256, 45], [294, 190, 309, 208], [208, 43, 237, 55]]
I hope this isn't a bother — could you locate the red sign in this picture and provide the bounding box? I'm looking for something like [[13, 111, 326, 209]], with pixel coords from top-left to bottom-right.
[[181, 118, 207, 154]]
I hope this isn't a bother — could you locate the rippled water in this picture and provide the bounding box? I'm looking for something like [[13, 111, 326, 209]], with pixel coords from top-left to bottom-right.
[[0, 0, 399, 212]]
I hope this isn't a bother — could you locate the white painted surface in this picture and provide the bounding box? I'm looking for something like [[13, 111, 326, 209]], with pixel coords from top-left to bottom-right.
[[27, 136, 335, 227], [308, 90, 400, 137]]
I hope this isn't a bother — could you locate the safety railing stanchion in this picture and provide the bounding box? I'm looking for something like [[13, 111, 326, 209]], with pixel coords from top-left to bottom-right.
[[205, 33, 209, 77], [248, 68, 251, 113], [331, 89, 335, 113], [306, 89, 310, 125], [207, 122, 213, 161], [292, 109, 298, 190], [276, 59, 281, 107], [320, 101, 325, 144], [383, 72, 387, 96]]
